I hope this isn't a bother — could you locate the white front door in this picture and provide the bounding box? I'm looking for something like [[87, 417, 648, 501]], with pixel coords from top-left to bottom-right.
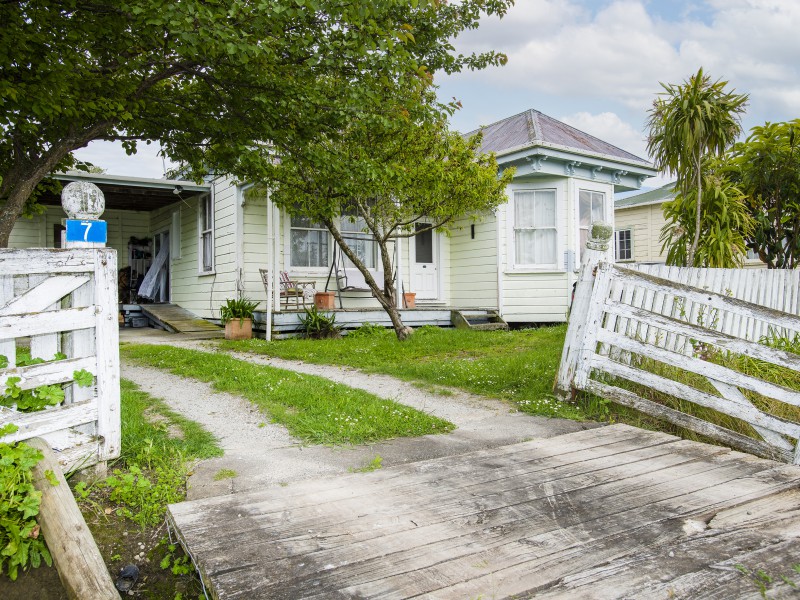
[[411, 223, 438, 300]]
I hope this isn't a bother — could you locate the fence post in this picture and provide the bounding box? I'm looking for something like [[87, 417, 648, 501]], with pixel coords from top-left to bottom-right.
[[554, 221, 612, 397]]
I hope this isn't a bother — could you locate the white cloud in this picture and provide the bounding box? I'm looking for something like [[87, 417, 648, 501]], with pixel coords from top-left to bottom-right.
[[560, 111, 648, 159]]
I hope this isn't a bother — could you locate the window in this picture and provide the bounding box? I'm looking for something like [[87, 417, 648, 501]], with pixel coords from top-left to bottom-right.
[[341, 213, 377, 269], [615, 229, 633, 261], [579, 189, 605, 258], [198, 194, 214, 273], [290, 214, 329, 268], [514, 189, 557, 267]]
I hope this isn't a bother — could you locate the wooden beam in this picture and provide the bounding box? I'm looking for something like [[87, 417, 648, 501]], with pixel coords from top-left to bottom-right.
[[28, 437, 119, 600]]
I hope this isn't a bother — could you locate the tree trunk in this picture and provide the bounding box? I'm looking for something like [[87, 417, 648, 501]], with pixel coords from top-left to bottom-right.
[[323, 218, 413, 341], [0, 178, 40, 247], [687, 149, 703, 266]]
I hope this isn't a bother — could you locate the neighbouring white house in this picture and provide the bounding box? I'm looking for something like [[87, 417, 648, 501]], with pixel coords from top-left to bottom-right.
[[6, 109, 658, 328], [614, 182, 764, 267]]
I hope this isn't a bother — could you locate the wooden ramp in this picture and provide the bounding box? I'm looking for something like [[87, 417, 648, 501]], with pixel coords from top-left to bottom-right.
[[168, 425, 800, 599], [140, 303, 223, 336]]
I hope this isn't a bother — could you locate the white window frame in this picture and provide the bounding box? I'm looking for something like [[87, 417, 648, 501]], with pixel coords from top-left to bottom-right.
[[341, 211, 378, 270], [614, 228, 633, 262], [578, 189, 606, 262], [198, 193, 214, 275], [288, 214, 330, 270], [511, 188, 559, 270]]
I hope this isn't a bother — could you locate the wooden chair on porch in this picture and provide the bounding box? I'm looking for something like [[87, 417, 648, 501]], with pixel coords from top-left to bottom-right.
[[259, 269, 316, 310]]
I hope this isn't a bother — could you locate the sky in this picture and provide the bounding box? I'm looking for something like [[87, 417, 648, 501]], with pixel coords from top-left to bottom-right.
[[75, 0, 800, 189]]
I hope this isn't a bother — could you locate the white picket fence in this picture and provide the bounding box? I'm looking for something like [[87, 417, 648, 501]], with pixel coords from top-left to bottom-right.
[[557, 252, 800, 465], [0, 248, 120, 471]]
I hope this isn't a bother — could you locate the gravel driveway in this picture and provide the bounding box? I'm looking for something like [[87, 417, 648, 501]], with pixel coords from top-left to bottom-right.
[[120, 331, 599, 500]]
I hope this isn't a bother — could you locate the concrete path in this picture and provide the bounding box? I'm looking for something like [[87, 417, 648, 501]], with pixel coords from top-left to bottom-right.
[[120, 329, 600, 500]]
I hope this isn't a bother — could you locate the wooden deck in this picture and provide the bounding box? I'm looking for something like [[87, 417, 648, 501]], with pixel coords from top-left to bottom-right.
[[168, 424, 800, 599]]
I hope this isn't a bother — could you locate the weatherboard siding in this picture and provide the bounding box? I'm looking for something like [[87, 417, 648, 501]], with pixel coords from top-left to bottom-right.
[[615, 203, 667, 264], [449, 214, 498, 309]]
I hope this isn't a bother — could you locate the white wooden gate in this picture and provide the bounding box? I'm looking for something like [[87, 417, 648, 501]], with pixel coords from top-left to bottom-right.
[[557, 254, 800, 465], [0, 248, 120, 470]]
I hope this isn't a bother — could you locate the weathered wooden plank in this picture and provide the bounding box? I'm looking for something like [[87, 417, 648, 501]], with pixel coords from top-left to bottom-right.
[[0, 275, 91, 316], [592, 355, 800, 440], [0, 401, 97, 443], [0, 249, 97, 275], [0, 356, 95, 391], [604, 299, 800, 371], [28, 438, 119, 600], [585, 380, 791, 462], [93, 250, 120, 461], [177, 436, 723, 565], [204, 442, 740, 596], [613, 265, 800, 335], [63, 279, 95, 412], [595, 327, 800, 409], [0, 274, 14, 366], [168, 427, 800, 600], [0, 307, 95, 341]]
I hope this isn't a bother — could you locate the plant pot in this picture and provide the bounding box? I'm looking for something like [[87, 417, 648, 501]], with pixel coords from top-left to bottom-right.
[[314, 291, 336, 310], [225, 318, 252, 340], [403, 292, 416, 308]]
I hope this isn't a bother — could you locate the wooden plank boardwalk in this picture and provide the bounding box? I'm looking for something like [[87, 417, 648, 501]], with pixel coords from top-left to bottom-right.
[[167, 424, 800, 599]]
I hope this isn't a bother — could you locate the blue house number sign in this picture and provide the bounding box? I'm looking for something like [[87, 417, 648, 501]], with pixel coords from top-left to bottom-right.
[[66, 219, 107, 244]]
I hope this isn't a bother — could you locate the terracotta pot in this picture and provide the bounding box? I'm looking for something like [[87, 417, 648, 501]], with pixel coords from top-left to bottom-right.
[[403, 292, 416, 308], [315, 291, 336, 310], [225, 318, 252, 340]]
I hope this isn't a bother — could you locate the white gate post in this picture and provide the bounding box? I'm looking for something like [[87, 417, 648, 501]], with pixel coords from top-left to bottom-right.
[[555, 221, 612, 397]]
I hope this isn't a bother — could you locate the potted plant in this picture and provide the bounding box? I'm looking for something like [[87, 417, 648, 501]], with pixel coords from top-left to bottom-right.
[[220, 297, 259, 340]]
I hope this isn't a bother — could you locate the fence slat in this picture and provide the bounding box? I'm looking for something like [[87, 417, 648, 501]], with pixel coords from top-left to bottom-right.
[[0, 357, 96, 391], [0, 308, 95, 340], [585, 380, 790, 462], [0, 402, 98, 444], [596, 328, 800, 409], [0, 275, 91, 316], [92, 249, 120, 461], [592, 355, 800, 439], [604, 300, 800, 372], [0, 275, 14, 367]]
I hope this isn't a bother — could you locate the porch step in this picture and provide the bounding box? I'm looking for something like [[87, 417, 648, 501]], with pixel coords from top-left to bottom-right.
[[140, 304, 223, 337], [450, 309, 509, 332]]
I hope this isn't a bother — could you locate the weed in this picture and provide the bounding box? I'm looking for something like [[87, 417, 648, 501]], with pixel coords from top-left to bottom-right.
[[213, 469, 237, 481], [350, 455, 383, 473], [348, 322, 386, 338], [299, 306, 340, 339]]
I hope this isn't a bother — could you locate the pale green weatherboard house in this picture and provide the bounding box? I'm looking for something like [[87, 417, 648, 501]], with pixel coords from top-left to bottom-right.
[[614, 182, 764, 267], [6, 109, 658, 325]]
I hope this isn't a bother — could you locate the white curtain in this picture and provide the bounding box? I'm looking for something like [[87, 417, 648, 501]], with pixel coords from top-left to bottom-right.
[[515, 190, 556, 265]]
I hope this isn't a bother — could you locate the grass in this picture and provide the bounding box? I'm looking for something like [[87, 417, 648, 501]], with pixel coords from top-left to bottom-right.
[[121, 344, 454, 444], [221, 325, 587, 420], [69, 378, 224, 599]]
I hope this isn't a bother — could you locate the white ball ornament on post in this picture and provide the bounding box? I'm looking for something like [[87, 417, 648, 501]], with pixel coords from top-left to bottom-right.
[[61, 181, 108, 248]]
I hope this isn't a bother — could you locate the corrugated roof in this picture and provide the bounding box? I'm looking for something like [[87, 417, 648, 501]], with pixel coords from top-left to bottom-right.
[[465, 109, 651, 166], [615, 182, 676, 208]]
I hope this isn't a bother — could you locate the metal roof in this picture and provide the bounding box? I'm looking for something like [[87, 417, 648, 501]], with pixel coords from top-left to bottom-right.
[[465, 109, 652, 168], [615, 182, 676, 208]]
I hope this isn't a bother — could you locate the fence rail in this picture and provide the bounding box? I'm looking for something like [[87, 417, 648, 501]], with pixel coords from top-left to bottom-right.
[[0, 248, 120, 470], [557, 233, 800, 465]]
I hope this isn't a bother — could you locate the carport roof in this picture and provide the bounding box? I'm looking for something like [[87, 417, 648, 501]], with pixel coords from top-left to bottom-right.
[[40, 172, 211, 212]]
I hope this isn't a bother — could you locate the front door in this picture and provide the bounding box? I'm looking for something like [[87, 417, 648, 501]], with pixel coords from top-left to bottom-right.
[[411, 223, 438, 300]]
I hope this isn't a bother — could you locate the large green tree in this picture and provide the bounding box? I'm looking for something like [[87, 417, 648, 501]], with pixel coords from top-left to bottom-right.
[[724, 120, 800, 268], [659, 163, 753, 268], [646, 68, 748, 266], [0, 0, 513, 246], [268, 85, 513, 340]]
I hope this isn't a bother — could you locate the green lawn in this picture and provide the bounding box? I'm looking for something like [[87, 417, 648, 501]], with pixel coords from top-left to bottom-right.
[[221, 325, 587, 420], [121, 344, 454, 444]]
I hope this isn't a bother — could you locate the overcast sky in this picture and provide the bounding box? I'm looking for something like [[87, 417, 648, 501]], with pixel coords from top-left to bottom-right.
[[75, 0, 800, 187]]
